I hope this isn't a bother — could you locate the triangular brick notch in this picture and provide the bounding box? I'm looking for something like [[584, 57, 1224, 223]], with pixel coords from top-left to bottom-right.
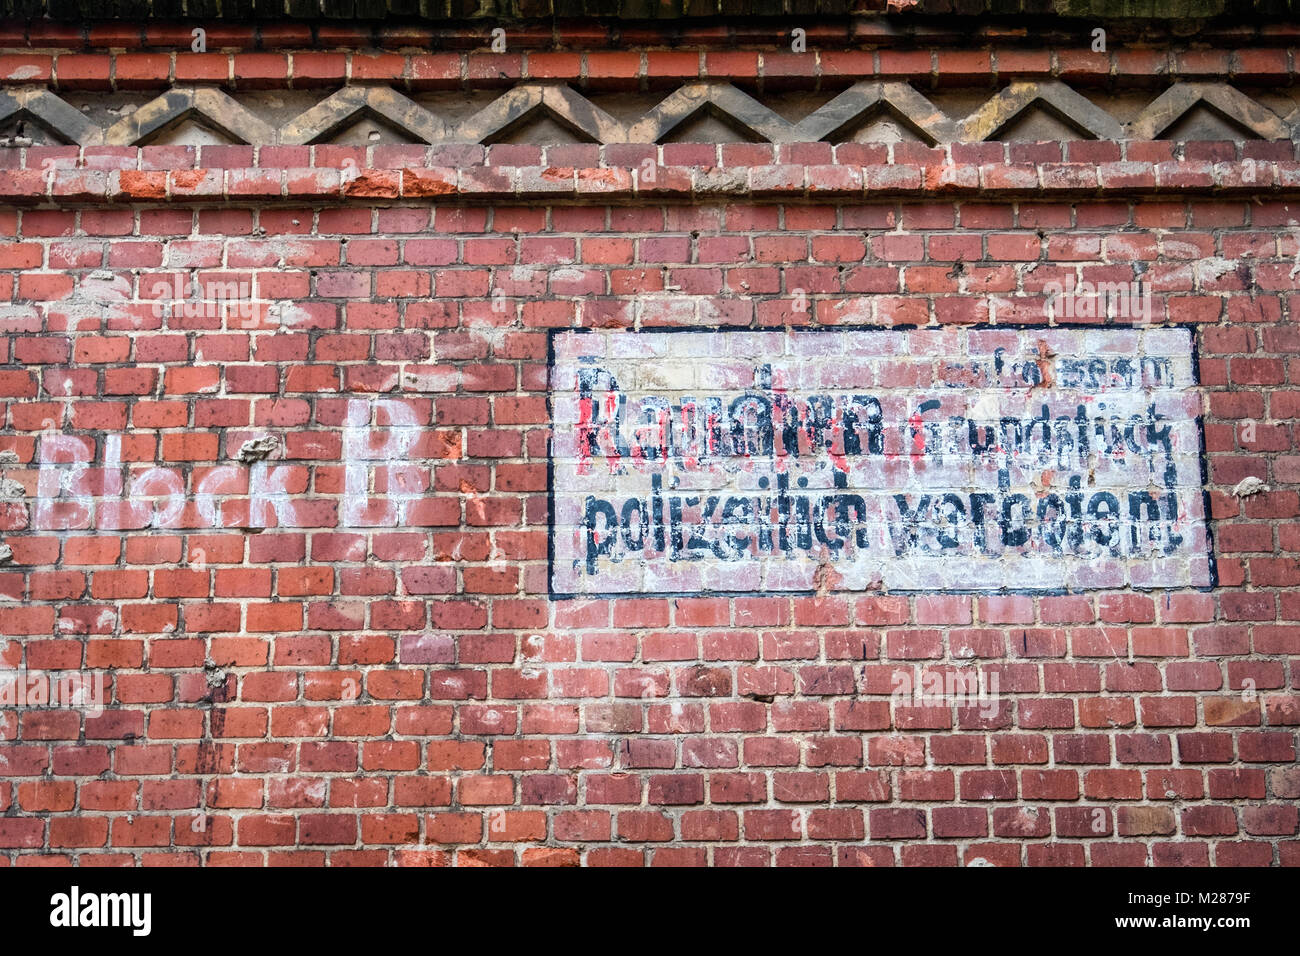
[[0, 88, 103, 146], [280, 87, 447, 145], [629, 84, 793, 144], [960, 81, 1125, 142], [458, 85, 629, 145], [103, 87, 277, 147], [1129, 83, 1291, 141], [795, 83, 959, 145]]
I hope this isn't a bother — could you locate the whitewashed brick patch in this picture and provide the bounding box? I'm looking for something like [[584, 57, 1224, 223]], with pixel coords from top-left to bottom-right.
[[548, 327, 1212, 597]]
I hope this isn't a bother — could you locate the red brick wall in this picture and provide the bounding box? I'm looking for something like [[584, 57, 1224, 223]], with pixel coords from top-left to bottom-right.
[[1, 32, 1298, 865]]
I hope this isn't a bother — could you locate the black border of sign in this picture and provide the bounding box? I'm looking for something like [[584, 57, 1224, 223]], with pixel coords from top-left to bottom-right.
[[545, 323, 1219, 601]]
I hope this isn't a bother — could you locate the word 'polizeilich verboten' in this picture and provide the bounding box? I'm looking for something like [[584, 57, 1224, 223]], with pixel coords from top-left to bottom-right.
[[550, 328, 1212, 596]]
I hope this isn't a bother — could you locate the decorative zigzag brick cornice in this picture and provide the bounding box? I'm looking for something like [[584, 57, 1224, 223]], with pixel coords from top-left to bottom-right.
[[1, 78, 1297, 147]]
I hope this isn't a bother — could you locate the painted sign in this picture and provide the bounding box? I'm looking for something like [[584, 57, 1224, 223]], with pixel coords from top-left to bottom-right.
[[548, 327, 1212, 597]]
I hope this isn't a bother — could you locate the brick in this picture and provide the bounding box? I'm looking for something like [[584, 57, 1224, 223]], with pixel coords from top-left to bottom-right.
[[0, 45, 1289, 869]]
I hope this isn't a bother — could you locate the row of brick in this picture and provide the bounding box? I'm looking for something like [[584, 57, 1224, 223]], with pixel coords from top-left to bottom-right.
[[3, 688, 1295, 728], [0, 583, 1257, 621], [0, 842, 1287, 867], [4, 764, 1297, 808], [0, 321, 1291, 361], [2, 14, 1298, 45], [2, 583, 1294, 641], [0, 589, 1295, 623], [2, 546, 1296, 609], [0, 302, 1289, 342], [3, 564, 1296, 609], [0, 569, 1293, 607], [0, 598, 1294, 629], [4, 271, 1298, 302], [4, 291, 1295, 334], [7, 140, 1297, 171], [3, 661, 1296, 707], [8, 217, 1300, 247], [0, 16, 1295, 49], [0, 47, 1297, 90], [2, 758, 1294, 799], [4, 271, 1298, 305], [0, 802, 1296, 845], [2, 159, 1297, 204], [0, 842, 1290, 867], [0, 728, 1294, 767], [5, 236, 1299, 270]]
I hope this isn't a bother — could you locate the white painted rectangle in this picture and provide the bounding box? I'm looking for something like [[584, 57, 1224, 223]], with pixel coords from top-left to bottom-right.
[[548, 327, 1212, 597]]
